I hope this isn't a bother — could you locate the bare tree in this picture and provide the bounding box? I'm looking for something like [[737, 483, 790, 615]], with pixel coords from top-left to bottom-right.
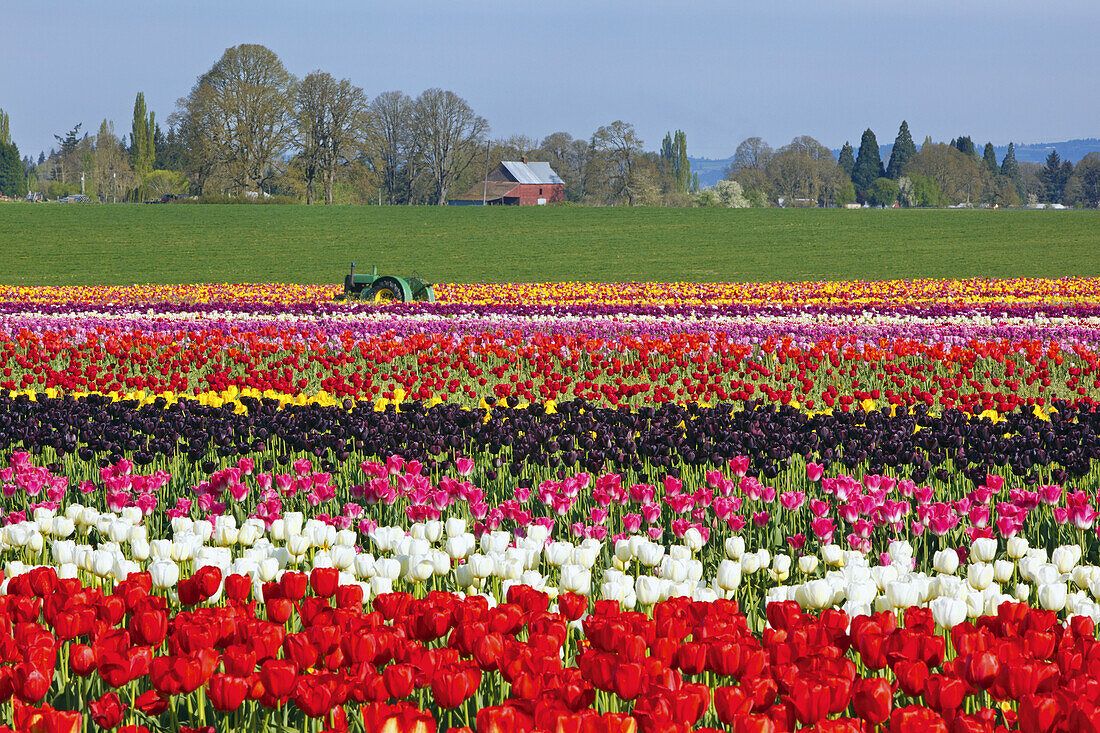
[[411, 89, 488, 205], [362, 91, 416, 204], [727, 137, 773, 174], [179, 44, 297, 193], [296, 71, 366, 204], [588, 121, 643, 205], [538, 132, 589, 201]]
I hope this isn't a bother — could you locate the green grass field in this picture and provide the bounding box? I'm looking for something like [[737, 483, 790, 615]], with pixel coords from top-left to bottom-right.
[[1, 204, 1098, 285]]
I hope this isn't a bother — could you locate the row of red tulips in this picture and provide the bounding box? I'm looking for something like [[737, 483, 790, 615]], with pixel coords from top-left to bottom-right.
[[3, 331, 1098, 410], [1, 563, 1099, 732]]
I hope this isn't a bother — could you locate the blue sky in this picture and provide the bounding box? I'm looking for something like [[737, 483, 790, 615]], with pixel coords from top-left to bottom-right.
[[4, 0, 1098, 159]]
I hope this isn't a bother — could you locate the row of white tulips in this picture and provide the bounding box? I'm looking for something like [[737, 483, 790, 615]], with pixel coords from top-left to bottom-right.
[[2, 505, 1095, 626]]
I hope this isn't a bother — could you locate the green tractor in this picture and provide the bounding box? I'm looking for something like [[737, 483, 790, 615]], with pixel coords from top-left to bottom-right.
[[335, 263, 436, 304]]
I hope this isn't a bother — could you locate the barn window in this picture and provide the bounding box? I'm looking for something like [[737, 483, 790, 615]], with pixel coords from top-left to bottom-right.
[[539, 188, 543, 195]]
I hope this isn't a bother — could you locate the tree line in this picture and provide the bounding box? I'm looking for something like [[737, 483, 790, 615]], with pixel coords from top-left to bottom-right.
[[2, 43, 1098, 207], [2, 45, 698, 205], [723, 123, 1100, 208]]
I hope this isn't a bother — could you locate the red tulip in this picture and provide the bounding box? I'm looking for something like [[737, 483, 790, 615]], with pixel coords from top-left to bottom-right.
[[208, 674, 249, 712], [225, 574, 252, 603], [1018, 694, 1061, 733], [851, 677, 893, 724], [383, 663, 417, 699], [259, 659, 298, 700], [90, 692, 126, 730], [281, 572, 308, 601], [129, 608, 168, 646], [12, 662, 52, 703], [364, 701, 437, 733], [785, 678, 831, 725], [889, 706, 949, 733], [266, 597, 294, 624], [309, 567, 339, 598], [68, 644, 96, 677], [133, 691, 170, 716], [558, 592, 587, 621]]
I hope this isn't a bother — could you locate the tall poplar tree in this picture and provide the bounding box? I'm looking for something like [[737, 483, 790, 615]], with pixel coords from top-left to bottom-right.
[[130, 92, 156, 196], [885, 121, 916, 179], [659, 130, 690, 193], [837, 142, 855, 177], [851, 128, 884, 198], [0, 109, 9, 146]]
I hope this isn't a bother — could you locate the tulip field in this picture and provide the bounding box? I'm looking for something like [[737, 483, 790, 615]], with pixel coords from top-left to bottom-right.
[[3, 277, 1100, 732]]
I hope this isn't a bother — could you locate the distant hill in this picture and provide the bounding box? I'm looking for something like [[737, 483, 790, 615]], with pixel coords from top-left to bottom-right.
[[690, 138, 1100, 188]]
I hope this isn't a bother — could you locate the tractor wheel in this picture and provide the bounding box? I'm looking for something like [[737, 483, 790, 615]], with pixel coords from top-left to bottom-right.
[[369, 277, 406, 304]]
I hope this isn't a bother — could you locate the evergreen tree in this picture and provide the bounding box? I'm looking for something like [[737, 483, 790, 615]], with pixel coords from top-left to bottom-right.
[[0, 109, 9, 146], [130, 92, 156, 186], [982, 143, 998, 174], [0, 139, 26, 198], [837, 142, 855, 177], [953, 136, 977, 158], [885, 121, 916, 179], [921, 136, 933, 149], [1039, 150, 1072, 204], [37, 151, 45, 166], [1000, 142, 1022, 196], [851, 128, 884, 198]]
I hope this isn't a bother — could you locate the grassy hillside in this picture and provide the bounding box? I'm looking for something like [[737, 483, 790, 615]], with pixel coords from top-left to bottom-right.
[[1, 204, 1098, 286]]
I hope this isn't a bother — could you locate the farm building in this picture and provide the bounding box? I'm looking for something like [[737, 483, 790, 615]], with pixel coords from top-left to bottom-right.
[[450, 159, 565, 206]]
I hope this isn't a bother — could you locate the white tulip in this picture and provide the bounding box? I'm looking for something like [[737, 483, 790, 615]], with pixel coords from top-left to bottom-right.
[[375, 558, 401, 580], [560, 565, 591, 595], [354, 553, 377, 578], [682, 528, 704, 552], [966, 591, 985, 618], [797, 579, 834, 610], [149, 560, 180, 589], [717, 560, 742, 591], [468, 554, 494, 579], [870, 565, 899, 591], [545, 542, 573, 567], [930, 596, 967, 628], [885, 580, 918, 609], [724, 537, 745, 560], [661, 557, 688, 583], [967, 563, 994, 591], [423, 521, 444, 543], [287, 534, 311, 557], [933, 549, 959, 575], [370, 577, 393, 596], [971, 538, 997, 563], [283, 513, 304, 538], [637, 542, 665, 568], [798, 556, 819, 574], [821, 544, 845, 567], [846, 580, 877, 606], [269, 519, 286, 542], [1053, 546, 1081, 574], [445, 518, 466, 539], [614, 540, 634, 565], [1038, 583, 1068, 612], [1007, 536, 1029, 559], [50, 517, 75, 539], [993, 560, 1014, 584], [131, 537, 150, 561]]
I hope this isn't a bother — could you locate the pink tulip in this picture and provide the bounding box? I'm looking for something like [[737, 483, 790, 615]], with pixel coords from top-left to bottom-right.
[[455, 457, 474, 476], [805, 463, 824, 482]]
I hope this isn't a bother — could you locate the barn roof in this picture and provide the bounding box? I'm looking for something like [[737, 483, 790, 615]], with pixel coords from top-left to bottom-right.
[[500, 161, 564, 185], [451, 180, 520, 201]]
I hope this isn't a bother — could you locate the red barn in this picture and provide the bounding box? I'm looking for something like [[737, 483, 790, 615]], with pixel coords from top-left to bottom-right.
[[450, 159, 565, 205]]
